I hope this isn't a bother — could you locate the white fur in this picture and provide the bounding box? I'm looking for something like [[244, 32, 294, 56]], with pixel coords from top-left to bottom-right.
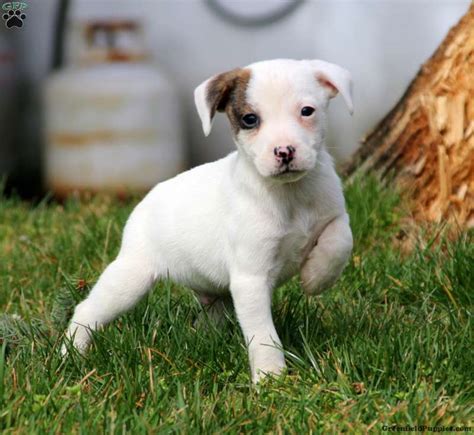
[[63, 59, 354, 383]]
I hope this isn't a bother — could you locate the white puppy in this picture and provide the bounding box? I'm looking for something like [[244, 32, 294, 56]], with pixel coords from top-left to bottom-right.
[[63, 59, 354, 383]]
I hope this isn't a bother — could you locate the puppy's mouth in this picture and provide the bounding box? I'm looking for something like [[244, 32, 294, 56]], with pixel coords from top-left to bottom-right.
[[271, 166, 307, 182]]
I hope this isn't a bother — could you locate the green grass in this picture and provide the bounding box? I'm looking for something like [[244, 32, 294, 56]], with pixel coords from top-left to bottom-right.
[[0, 177, 472, 433]]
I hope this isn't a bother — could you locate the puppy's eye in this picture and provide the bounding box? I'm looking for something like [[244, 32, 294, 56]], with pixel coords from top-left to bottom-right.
[[240, 113, 259, 129], [301, 106, 315, 117]]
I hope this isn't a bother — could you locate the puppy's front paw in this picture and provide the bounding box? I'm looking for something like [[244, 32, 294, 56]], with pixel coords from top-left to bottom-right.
[[301, 253, 348, 295], [250, 348, 287, 384], [252, 362, 287, 384]]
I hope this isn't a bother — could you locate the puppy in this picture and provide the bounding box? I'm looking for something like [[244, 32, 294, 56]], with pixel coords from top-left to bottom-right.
[[63, 59, 354, 383]]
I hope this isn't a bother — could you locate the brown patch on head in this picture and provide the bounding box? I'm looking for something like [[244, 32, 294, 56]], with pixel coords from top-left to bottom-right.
[[206, 68, 253, 135]]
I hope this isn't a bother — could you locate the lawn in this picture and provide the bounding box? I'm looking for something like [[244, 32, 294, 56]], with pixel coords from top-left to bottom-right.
[[0, 176, 472, 433]]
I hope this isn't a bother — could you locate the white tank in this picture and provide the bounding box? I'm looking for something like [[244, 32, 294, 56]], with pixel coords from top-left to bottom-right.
[[44, 11, 185, 197]]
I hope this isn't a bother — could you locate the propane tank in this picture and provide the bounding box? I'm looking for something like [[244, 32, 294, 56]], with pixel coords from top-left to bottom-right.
[[44, 7, 185, 197]]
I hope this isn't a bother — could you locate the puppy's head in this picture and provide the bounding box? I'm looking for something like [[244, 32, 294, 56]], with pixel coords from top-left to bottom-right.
[[195, 59, 353, 182]]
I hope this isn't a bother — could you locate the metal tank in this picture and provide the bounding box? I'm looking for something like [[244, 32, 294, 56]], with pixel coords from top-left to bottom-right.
[[44, 10, 185, 197]]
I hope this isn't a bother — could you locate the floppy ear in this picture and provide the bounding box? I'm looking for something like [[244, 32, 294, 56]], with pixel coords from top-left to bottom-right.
[[308, 60, 354, 115], [194, 68, 242, 136]]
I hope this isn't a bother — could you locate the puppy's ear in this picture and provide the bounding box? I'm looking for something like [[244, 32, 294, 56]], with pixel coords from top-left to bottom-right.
[[194, 68, 243, 136], [308, 60, 354, 115]]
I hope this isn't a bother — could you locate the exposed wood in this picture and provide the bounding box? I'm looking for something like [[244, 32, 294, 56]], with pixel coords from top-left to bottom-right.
[[345, 3, 474, 229]]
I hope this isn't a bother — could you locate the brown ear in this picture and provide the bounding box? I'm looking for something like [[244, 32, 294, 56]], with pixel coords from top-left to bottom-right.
[[194, 68, 243, 136]]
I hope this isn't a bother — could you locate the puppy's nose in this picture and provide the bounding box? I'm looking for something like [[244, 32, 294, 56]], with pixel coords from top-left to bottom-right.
[[274, 146, 295, 165]]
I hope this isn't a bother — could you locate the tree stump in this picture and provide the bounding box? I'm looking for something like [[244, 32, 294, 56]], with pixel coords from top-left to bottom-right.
[[345, 4, 474, 229]]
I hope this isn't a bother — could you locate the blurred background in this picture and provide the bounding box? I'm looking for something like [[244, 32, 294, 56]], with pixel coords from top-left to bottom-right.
[[0, 0, 471, 198]]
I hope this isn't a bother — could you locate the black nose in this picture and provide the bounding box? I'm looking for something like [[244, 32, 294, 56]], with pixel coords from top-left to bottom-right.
[[274, 146, 295, 165]]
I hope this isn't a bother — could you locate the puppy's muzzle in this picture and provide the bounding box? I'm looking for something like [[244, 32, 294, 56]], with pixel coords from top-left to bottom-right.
[[274, 146, 296, 166]]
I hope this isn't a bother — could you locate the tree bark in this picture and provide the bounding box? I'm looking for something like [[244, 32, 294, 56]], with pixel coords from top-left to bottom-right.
[[345, 3, 474, 229]]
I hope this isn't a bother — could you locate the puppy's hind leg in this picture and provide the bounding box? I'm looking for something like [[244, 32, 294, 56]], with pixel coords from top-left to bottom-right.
[[63, 254, 156, 354]]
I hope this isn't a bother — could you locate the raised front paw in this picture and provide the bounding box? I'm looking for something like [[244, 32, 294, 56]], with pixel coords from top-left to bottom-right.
[[300, 244, 352, 295], [301, 260, 342, 295]]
